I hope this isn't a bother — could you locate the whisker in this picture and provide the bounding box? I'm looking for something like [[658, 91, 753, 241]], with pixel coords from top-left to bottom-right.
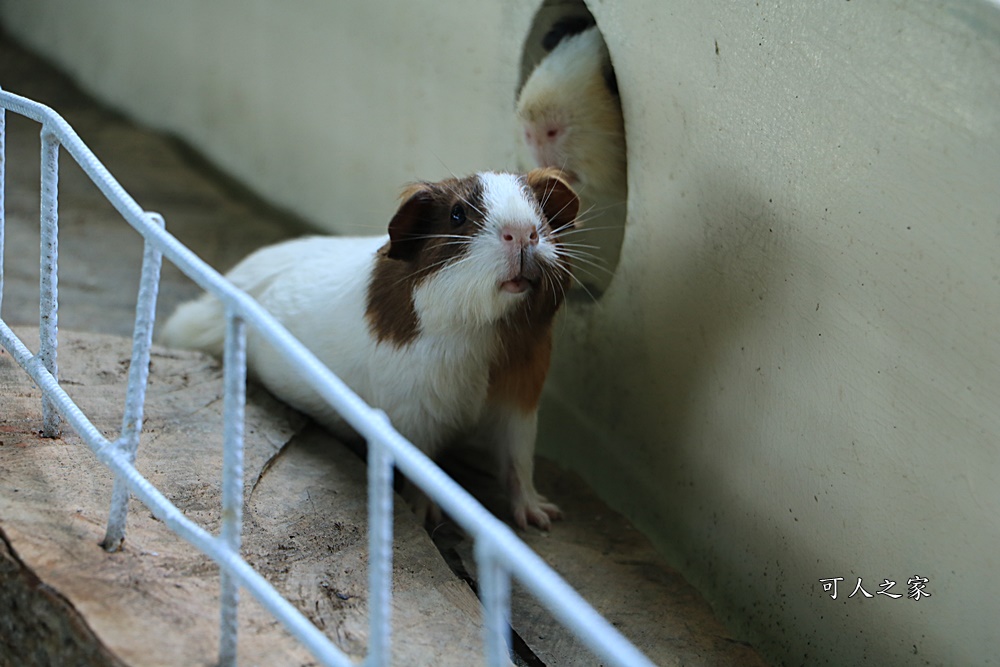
[[401, 234, 473, 243], [555, 224, 623, 236], [557, 240, 603, 251], [555, 246, 613, 273], [553, 265, 573, 305], [555, 237, 606, 256], [588, 197, 630, 210], [559, 254, 614, 279], [564, 269, 599, 303], [547, 189, 580, 227], [572, 195, 628, 213], [574, 201, 628, 220], [430, 252, 481, 279], [551, 201, 614, 233], [388, 254, 467, 290], [546, 271, 564, 307], [567, 258, 614, 279], [556, 244, 606, 260], [432, 153, 460, 181], [561, 258, 602, 275], [439, 179, 488, 220], [384, 245, 478, 288]]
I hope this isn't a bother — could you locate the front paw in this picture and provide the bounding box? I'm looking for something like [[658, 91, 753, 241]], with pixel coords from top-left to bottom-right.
[[513, 495, 563, 531]]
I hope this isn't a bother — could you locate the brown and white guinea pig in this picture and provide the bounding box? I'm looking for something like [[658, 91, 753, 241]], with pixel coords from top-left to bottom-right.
[[159, 168, 579, 530], [517, 20, 626, 202]]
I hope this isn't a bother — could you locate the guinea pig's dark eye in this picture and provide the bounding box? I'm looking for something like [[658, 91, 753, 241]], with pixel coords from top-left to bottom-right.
[[450, 203, 466, 227]]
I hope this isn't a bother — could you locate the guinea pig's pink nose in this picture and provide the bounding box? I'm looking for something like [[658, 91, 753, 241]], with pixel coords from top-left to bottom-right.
[[500, 225, 539, 248]]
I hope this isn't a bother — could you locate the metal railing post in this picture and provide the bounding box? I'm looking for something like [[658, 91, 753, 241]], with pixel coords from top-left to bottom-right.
[[476, 537, 512, 667], [102, 213, 165, 551], [1, 84, 6, 316], [219, 310, 248, 667], [39, 126, 60, 437], [365, 417, 395, 667]]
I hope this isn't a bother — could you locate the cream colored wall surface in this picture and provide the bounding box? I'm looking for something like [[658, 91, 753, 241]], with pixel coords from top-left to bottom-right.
[[3, 1, 999, 666]]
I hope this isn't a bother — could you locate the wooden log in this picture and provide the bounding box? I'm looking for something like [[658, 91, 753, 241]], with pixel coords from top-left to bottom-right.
[[0, 329, 486, 666]]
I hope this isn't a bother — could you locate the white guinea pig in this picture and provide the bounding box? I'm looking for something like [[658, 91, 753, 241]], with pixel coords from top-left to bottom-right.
[[159, 168, 579, 530], [517, 22, 626, 202]]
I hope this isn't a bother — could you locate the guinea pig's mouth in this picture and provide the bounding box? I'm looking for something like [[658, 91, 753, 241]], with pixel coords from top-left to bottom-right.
[[500, 277, 537, 294]]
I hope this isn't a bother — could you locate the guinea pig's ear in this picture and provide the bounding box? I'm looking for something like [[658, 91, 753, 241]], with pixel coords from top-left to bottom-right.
[[386, 184, 435, 261], [526, 168, 579, 234]]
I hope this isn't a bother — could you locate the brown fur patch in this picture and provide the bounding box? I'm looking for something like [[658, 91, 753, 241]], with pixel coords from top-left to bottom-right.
[[365, 176, 485, 345], [366, 243, 421, 345], [487, 242, 573, 412], [488, 318, 555, 413]]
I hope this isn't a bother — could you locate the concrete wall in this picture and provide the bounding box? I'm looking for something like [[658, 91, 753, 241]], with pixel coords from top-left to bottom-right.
[[3, 1, 998, 665]]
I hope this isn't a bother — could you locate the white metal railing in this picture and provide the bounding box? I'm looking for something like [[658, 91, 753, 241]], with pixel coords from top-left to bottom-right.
[[0, 86, 657, 667]]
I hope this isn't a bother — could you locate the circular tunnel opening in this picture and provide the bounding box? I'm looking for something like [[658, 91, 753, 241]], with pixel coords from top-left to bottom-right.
[[516, 1, 628, 300]]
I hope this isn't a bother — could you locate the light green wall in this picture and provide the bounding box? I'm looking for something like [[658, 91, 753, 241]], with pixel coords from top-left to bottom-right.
[[3, 1, 998, 665]]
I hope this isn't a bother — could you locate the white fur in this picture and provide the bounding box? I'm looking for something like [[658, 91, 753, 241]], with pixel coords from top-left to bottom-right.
[[161, 234, 498, 451], [159, 172, 565, 529]]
